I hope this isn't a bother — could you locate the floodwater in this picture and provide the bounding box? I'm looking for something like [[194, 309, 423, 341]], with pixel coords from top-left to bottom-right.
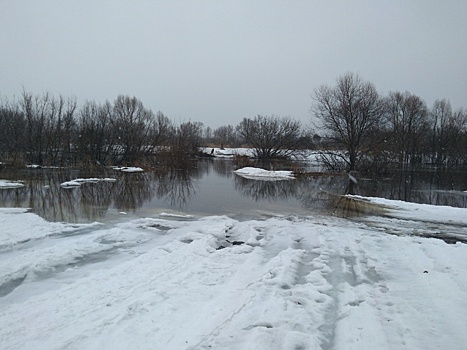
[[0, 159, 466, 223]]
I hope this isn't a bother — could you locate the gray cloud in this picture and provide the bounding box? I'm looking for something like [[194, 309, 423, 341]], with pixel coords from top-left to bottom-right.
[[1, 1, 466, 128]]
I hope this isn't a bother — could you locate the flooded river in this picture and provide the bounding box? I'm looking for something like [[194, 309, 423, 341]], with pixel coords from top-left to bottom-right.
[[0, 159, 466, 223]]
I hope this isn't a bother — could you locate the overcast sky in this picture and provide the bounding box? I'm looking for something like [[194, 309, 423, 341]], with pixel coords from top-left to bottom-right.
[[1, 1, 466, 128]]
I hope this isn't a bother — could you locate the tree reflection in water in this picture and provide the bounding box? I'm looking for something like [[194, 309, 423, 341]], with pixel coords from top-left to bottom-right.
[[232, 168, 467, 217], [154, 167, 198, 208], [109, 172, 155, 213], [0, 162, 465, 222], [0, 166, 199, 222], [210, 159, 234, 178], [233, 173, 353, 215], [233, 176, 299, 202]]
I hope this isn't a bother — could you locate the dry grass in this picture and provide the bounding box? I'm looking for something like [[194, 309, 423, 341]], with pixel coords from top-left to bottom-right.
[[329, 194, 389, 217]]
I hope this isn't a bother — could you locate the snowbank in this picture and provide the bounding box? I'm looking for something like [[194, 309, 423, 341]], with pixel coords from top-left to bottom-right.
[[0, 208, 97, 249], [201, 148, 321, 163], [234, 167, 295, 180], [348, 195, 467, 226], [1, 202, 467, 349], [201, 147, 255, 158]]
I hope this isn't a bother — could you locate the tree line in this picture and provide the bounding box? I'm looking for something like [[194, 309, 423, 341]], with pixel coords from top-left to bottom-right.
[[313, 73, 466, 172], [1, 75, 466, 172], [0, 91, 309, 167], [0, 92, 204, 167]]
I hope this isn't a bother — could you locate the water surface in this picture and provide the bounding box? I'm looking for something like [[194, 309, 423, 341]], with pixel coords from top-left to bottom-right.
[[0, 159, 466, 223]]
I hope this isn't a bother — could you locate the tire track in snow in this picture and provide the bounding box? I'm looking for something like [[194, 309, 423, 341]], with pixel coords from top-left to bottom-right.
[[311, 227, 392, 349], [189, 221, 328, 349]]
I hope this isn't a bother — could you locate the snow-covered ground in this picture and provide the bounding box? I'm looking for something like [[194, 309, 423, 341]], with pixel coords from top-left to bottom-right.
[[202, 147, 255, 158], [1, 198, 467, 349], [202, 147, 322, 162]]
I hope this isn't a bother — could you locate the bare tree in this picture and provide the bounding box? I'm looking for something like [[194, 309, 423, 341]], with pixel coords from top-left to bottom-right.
[[0, 98, 25, 164], [430, 103, 467, 167], [44, 95, 77, 165], [384, 91, 429, 167], [18, 91, 77, 166], [20, 91, 50, 165], [430, 99, 452, 166], [111, 95, 153, 164], [177, 121, 204, 155], [313, 73, 383, 171], [202, 126, 213, 144], [149, 111, 172, 149], [166, 121, 204, 164], [237, 115, 302, 160], [214, 124, 238, 148], [77, 101, 114, 165], [445, 108, 467, 166]]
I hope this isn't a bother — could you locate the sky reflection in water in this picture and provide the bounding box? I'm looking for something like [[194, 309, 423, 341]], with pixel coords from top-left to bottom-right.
[[0, 159, 466, 223]]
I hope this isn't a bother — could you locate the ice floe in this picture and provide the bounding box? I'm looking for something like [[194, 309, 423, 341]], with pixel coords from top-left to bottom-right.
[[0, 180, 25, 189], [234, 167, 295, 180], [60, 178, 116, 188]]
